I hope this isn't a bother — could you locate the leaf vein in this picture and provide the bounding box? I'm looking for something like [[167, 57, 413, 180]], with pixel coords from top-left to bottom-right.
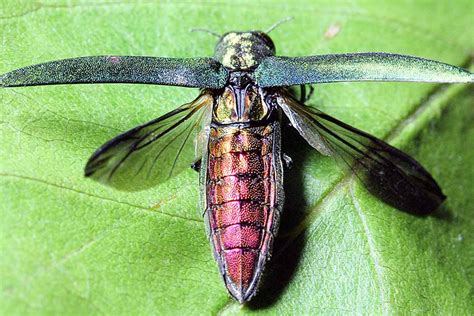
[[349, 181, 389, 314], [0, 172, 201, 223]]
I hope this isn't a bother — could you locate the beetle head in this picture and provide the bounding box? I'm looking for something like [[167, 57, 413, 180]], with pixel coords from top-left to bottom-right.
[[214, 31, 275, 70]]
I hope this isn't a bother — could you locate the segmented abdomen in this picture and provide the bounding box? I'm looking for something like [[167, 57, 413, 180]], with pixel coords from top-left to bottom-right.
[[204, 123, 283, 302]]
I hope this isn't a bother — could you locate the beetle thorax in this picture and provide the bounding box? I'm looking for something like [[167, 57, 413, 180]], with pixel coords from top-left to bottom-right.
[[213, 72, 272, 124], [214, 31, 275, 70]]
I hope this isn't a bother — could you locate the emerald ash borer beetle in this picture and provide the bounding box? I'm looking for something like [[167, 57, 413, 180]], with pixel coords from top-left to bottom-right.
[[1, 20, 472, 303]]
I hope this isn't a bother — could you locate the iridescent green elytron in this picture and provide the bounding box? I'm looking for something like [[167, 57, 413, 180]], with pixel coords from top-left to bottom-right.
[[1, 24, 472, 303]]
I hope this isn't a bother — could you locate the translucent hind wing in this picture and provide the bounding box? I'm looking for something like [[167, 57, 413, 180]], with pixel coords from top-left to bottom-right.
[[85, 92, 213, 191], [278, 93, 446, 214]]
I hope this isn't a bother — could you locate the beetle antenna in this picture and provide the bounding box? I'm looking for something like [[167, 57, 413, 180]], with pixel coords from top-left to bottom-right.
[[190, 28, 221, 38], [266, 16, 293, 34]]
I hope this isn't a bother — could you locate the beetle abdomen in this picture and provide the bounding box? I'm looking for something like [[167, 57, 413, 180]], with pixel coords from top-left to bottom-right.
[[204, 123, 283, 302]]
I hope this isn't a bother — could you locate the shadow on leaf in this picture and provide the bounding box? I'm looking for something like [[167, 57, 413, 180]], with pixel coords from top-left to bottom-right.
[[247, 118, 313, 309]]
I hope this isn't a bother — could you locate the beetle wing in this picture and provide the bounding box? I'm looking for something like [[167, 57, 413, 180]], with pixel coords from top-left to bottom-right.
[[85, 92, 213, 191], [278, 93, 446, 215], [1, 56, 228, 89], [256, 53, 473, 87]]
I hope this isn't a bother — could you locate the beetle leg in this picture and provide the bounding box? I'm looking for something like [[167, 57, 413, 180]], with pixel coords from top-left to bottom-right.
[[299, 85, 315, 103], [306, 85, 315, 101], [191, 159, 202, 172], [282, 153, 293, 169], [299, 85, 306, 103]]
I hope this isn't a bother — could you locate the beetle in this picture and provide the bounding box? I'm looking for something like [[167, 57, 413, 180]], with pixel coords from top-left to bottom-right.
[[1, 22, 473, 303]]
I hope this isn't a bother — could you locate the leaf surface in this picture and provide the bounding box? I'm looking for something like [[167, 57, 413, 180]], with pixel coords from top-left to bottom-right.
[[1, 0, 473, 314]]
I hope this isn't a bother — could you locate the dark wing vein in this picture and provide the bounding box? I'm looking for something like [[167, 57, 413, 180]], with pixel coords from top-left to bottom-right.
[[169, 109, 206, 178], [85, 92, 213, 191], [278, 93, 446, 215]]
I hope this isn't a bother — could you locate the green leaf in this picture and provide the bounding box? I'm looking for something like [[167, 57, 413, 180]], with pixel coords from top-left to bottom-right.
[[1, 1, 473, 314]]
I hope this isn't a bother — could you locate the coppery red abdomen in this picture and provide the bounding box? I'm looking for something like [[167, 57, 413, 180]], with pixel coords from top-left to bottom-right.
[[204, 124, 281, 302]]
